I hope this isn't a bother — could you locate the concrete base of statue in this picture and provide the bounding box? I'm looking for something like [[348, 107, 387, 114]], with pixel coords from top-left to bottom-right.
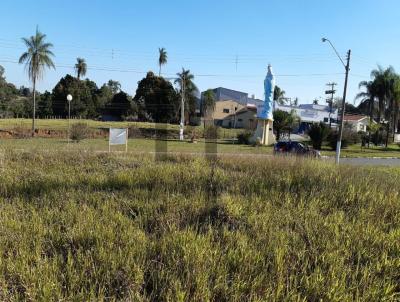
[[251, 119, 276, 145]]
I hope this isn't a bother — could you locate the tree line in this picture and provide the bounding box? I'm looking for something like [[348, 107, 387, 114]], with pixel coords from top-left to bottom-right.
[[0, 28, 202, 135]]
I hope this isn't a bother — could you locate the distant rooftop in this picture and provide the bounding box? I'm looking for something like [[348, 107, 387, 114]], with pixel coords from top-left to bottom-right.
[[344, 114, 368, 121], [205, 87, 263, 106]]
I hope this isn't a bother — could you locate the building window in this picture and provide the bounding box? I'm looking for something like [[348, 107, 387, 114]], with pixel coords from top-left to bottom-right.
[[238, 119, 243, 122], [324, 117, 329, 123], [223, 108, 230, 113]]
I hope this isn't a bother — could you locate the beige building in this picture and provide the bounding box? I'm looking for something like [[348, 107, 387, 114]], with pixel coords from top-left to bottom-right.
[[212, 100, 245, 125], [221, 107, 257, 129]]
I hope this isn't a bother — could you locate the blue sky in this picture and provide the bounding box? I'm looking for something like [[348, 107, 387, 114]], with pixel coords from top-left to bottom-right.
[[0, 0, 399, 104]]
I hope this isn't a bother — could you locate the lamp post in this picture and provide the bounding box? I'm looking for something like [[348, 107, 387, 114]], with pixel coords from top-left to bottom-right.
[[322, 38, 351, 164], [67, 94, 73, 144]]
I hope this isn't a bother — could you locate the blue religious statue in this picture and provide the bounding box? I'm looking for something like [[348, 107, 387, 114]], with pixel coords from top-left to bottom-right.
[[257, 64, 275, 120]]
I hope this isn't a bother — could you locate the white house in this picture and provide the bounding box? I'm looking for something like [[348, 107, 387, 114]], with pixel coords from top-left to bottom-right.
[[343, 115, 370, 132]]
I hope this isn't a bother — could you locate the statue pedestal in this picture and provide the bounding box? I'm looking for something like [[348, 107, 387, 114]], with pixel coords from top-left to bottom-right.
[[251, 119, 275, 145]]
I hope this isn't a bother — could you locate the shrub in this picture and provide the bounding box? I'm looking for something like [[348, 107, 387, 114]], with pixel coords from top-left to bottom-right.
[[128, 125, 142, 138], [190, 129, 199, 143], [203, 125, 221, 139], [13, 126, 31, 138], [237, 131, 253, 145], [308, 122, 329, 150], [70, 122, 90, 142], [327, 128, 361, 150]]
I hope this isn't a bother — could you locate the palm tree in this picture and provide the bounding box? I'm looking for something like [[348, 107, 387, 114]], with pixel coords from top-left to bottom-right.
[[273, 85, 286, 105], [158, 48, 167, 77], [356, 80, 377, 121], [201, 89, 216, 128], [75, 57, 87, 80], [19, 27, 55, 136], [370, 65, 396, 122], [175, 68, 198, 123], [356, 80, 379, 147]]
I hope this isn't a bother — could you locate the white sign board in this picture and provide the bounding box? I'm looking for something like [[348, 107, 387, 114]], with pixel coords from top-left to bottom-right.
[[109, 128, 128, 151]]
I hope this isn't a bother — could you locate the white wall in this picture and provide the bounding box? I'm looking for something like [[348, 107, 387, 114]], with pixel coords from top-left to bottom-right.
[[275, 104, 337, 124]]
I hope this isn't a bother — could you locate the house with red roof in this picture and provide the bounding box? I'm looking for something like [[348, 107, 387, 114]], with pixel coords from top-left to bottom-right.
[[343, 115, 370, 132]]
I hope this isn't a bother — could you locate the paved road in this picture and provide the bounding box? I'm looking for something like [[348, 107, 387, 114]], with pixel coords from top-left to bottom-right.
[[339, 157, 400, 166]]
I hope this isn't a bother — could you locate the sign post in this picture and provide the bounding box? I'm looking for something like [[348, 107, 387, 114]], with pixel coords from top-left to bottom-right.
[[109, 128, 128, 152]]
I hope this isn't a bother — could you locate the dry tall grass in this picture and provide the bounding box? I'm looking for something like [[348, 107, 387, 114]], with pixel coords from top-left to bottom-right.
[[0, 151, 399, 301]]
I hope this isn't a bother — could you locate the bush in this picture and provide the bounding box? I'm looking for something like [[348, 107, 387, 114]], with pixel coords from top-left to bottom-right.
[[237, 131, 253, 145], [190, 129, 199, 143], [327, 129, 361, 150], [128, 125, 142, 138], [70, 122, 90, 142], [308, 123, 329, 150], [13, 126, 31, 138], [203, 125, 220, 139], [370, 129, 388, 146]]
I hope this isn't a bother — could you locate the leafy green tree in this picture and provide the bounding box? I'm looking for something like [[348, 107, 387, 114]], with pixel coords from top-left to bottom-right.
[[273, 110, 292, 141], [158, 48, 167, 77], [52, 74, 99, 118], [75, 58, 87, 80], [107, 80, 121, 95], [0, 66, 20, 117], [19, 27, 55, 135], [104, 91, 132, 120], [37, 91, 53, 117], [134, 71, 179, 122]]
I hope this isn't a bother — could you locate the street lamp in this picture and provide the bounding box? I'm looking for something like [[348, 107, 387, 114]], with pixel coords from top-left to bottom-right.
[[67, 94, 73, 144], [322, 38, 351, 164]]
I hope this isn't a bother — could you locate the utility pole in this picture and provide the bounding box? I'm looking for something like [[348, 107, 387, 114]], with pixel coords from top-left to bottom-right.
[[325, 82, 337, 128], [336, 50, 351, 164], [180, 74, 185, 141]]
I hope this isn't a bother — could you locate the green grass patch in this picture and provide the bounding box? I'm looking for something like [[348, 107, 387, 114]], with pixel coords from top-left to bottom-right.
[[0, 151, 399, 300], [321, 143, 400, 158]]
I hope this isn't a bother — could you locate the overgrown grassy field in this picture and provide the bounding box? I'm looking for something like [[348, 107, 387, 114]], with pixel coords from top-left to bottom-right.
[[0, 138, 273, 155], [0, 118, 173, 130], [0, 150, 399, 301]]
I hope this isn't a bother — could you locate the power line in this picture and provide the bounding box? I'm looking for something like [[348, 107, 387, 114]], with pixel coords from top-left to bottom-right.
[[0, 58, 347, 78]]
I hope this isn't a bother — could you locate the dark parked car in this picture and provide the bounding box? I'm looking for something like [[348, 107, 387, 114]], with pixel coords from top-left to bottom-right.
[[273, 141, 321, 158]]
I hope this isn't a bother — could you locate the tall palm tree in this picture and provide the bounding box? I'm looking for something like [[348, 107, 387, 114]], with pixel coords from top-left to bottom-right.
[[370, 65, 396, 122], [175, 68, 198, 123], [19, 27, 55, 135], [356, 80, 379, 148], [75, 57, 87, 80], [201, 89, 216, 128], [158, 48, 167, 77], [356, 80, 377, 120], [273, 85, 286, 105]]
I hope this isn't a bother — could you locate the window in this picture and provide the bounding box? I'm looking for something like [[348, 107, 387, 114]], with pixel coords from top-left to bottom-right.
[[223, 108, 230, 113], [324, 117, 329, 123], [238, 119, 243, 122]]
